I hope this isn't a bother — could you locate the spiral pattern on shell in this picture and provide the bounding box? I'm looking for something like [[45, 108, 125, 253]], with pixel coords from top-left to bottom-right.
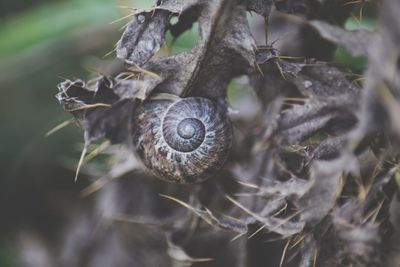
[[132, 94, 232, 184]]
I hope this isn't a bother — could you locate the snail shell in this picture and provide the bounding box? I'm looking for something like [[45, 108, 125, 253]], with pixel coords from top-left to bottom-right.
[[132, 94, 232, 184]]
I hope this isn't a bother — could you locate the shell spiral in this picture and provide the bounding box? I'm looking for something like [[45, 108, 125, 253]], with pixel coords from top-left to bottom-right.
[[132, 94, 232, 184]]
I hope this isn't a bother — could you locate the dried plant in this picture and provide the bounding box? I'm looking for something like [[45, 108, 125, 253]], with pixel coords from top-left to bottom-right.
[[54, 0, 400, 266]]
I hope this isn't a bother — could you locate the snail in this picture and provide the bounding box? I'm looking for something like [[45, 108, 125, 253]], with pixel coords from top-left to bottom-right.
[[132, 94, 232, 184]]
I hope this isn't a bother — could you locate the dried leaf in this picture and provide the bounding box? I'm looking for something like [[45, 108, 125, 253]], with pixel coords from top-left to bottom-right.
[[116, 10, 170, 66], [299, 158, 346, 224], [332, 200, 382, 266], [309, 20, 372, 57], [247, 0, 273, 17]]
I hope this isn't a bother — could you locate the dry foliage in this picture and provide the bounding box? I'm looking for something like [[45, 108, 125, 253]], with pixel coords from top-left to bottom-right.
[[55, 0, 400, 266]]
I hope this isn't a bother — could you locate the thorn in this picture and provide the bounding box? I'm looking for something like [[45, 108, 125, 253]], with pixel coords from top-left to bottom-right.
[[75, 141, 88, 182], [110, 13, 135, 24], [237, 180, 259, 189], [45, 119, 73, 137], [230, 232, 246, 242], [103, 49, 116, 59], [159, 194, 191, 209], [248, 225, 265, 239], [127, 66, 161, 79], [279, 237, 292, 267], [255, 63, 265, 77], [83, 140, 111, 164], [80, 175, 110, 197], [66, 103, 112, 112]]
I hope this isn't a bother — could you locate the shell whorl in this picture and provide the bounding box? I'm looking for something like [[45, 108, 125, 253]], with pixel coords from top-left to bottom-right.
[[133, 95, 232, 184]]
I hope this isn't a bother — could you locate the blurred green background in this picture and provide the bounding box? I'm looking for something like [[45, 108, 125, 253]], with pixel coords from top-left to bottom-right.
[[0, 0, 154, 265]]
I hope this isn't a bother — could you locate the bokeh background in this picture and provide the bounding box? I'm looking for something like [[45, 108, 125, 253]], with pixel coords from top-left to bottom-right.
[[0, 0, 373, 265], [0, 1, 155, 265]]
